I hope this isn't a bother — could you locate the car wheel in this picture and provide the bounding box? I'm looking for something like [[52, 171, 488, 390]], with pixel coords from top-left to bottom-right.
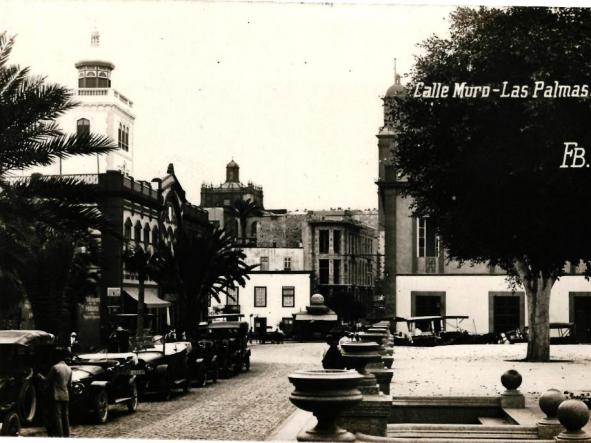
[[1, 411, 21, 436], [17, 380, 37, 425], [244, 356, 250, 371], [92, 389, 109, 424], [127, 382, 138, 413]]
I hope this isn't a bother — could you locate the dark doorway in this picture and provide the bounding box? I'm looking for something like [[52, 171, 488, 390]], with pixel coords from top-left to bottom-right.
[[573, 297, 591, 343], [493, 296, 520, 333], [254, 317, 267, 340], [414, 295, 442, 331]]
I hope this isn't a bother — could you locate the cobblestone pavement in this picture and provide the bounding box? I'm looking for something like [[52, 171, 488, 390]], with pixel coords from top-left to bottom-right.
[[22, 342, 325, 440]]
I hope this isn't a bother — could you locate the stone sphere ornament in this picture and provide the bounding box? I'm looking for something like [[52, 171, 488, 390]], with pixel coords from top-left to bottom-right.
[[501, 369, 522, 391], [539, 389, 566, 419], [557, 399, 590, 432]]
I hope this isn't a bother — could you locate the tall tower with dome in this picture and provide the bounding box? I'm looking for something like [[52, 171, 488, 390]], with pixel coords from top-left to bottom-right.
[[58, 31, 135, 176], [376, 67, 406, 319]]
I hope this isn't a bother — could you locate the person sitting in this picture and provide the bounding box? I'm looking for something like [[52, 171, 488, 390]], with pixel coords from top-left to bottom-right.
[[338, 332, 353, 350], [322, 334, 346, 370]]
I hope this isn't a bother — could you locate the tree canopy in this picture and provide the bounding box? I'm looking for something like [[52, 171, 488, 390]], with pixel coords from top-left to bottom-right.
[[392, 7, 591, 360], [0, 32, 116, 337]]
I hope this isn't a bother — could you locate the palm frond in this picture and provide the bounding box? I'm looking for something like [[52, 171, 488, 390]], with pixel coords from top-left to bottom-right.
[[0, 132, 115, 173], [0, 32, 15, 70], [0, 64, 29, 98]]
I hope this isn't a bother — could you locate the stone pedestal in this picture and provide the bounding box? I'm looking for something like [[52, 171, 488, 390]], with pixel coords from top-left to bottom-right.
[[382, 355, 394, 369], [500, 390, 525, 408], [537, 389, 566, 439], [337, 393, 392, 437], [555, 399, 591, 442], [288, 369, 363, 442], [358, 333, 394, 370], [341, 341, 382, 396], [500, 369, 525, 409], [368, 368, 394, 395], [538, 420, 565, 439], [340, 342, 390, 436]]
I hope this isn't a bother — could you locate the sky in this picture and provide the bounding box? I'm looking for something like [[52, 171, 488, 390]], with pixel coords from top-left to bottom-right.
[[2, 0, 455, 210]]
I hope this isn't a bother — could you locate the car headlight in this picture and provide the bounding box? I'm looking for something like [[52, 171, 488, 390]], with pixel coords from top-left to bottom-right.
[[146, 364, 154, 372], [72, 382, 85, 395]]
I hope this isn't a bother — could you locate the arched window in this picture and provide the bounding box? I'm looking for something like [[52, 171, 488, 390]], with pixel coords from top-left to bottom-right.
[[152, 226, 159, 246], [77, 118, 90, 137], [118, 123, 129, 151], [143, 223, 151, 247], [124, 218, 133, 241], [134, 221, 142, 244], [124, 126, 129, 151]]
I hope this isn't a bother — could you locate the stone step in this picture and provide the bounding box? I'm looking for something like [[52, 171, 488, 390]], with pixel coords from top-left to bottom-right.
[[477, 416, 513, 426], [503, 408, 541, 427], [359, 435, 553, 443], [386, 423, 539, 440]]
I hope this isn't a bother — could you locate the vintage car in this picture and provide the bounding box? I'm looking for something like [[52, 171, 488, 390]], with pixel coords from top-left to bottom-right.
[[208, 321, 250, 377], [68, 352, 139, 423], [550, 322, 575, 344], [394, 315, 473, 346], [187, 325, 220, 387], [0, 330, 56, 436], [133, 341, 192, 400]]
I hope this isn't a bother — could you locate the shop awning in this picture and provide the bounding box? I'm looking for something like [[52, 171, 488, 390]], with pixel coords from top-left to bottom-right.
[[124, 288, 171, 308]]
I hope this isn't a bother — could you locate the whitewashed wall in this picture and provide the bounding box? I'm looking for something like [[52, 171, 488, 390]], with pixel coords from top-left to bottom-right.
[[396, 275, 591, 334], [212, 272, 311, 329]]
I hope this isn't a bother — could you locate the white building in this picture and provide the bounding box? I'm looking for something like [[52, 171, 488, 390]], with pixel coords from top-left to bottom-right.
[[35, 31, 135, 177], [219, 271, 313, 333], [211, 247, 312, 333], [242, 247, 304, 272]]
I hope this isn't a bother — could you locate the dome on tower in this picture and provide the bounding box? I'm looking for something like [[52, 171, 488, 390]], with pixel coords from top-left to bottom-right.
[[385, 73, 405, 97], [75, 31, 115, 89], [227, 159, 239, 168]]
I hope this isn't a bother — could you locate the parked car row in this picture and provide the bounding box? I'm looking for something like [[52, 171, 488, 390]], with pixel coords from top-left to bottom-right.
[[0, 323, 251, 435]]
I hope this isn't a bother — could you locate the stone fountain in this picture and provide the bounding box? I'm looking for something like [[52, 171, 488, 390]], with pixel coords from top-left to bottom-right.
[[288, 369, 363, 442], [358, 331, 394, 369], [339, 341, 392, 436]]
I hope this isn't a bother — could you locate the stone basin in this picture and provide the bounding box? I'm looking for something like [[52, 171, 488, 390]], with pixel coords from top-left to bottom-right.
[[288, 369, 363, 442]]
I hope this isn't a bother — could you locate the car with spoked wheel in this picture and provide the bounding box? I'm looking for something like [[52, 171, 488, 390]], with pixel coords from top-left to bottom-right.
[[208, 321, 250, 377], [68, 352, 139, 424], [133, 341, 192, 400], [0, 330, 56, 436]]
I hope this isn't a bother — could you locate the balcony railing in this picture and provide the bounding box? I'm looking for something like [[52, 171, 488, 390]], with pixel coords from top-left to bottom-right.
[[77, 88, 134, 108], [4, 173, 99, 185]]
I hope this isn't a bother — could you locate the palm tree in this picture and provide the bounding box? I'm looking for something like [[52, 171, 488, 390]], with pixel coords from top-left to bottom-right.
[[171, 227, 257, 335], [123, 246, 162, 345], [0, 32, 116, 329], [228, 198, 259, 245], [16, 229, 101, 342]]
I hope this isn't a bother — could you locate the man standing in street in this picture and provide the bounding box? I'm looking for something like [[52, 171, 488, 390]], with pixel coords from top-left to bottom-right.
[[37, 349, 73, 437]]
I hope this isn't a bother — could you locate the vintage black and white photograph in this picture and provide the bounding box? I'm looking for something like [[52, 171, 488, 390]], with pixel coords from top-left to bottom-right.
[[1, 0, 591, 440]]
